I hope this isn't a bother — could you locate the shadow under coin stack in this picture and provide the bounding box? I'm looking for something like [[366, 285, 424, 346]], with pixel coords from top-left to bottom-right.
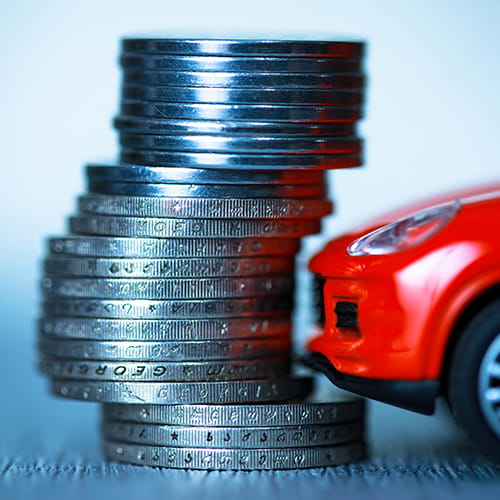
[[38, 37, 367, 470]]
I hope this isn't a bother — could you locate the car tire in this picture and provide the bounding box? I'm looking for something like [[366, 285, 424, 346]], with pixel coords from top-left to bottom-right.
[[448, 299, 500, 463]]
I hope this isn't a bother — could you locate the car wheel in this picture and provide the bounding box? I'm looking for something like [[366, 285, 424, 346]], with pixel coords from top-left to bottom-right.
[[448, 299, 500, 463]]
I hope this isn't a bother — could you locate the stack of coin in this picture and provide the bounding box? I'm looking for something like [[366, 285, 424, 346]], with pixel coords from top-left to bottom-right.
[[115, 38, 364, 172], [38, 37, 367, 469], [101, 394, 366, 470]]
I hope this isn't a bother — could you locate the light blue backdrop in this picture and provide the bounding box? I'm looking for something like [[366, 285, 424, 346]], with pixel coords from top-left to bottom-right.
[[0, 1, 499, 498]]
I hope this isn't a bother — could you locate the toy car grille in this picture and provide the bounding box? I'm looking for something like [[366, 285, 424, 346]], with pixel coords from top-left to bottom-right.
[[334, 301, 359, 329]]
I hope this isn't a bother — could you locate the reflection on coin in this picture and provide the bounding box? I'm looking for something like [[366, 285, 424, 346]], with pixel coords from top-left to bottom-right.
[[102, 419, 364, 448], [85, 164, 327, 185], [39, 357, 290, 381], [121, 100, 362, 122], [41, 275, 294, 299], [51, 377, 314, 403], [121, 39, 364, 58], [48, 236, 300, 258], [123, 70, 364, 88], [119, 149, 362, 170], [104, 394, 365, 426], [38, 337, 291, 361], [88, 180, 329, 197], [120, 54, 362, 73], [44, 256, 295, 278], [42, 296, 293, 319], [103, 440, 366, 469], [118, 133, 361, 154], [69, 215, 322, 238], [78, 193, 333, 219], [122, 85, 363, 106], [39, 316, 292, 340], [114, 116, 356, 136]]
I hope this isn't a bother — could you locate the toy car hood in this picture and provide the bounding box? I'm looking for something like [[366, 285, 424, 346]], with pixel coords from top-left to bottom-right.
[[310, 180, 500, 273]]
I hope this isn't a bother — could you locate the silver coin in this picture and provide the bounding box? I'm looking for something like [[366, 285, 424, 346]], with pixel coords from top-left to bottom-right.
[[122, 85, 363, 106], [39, 357, 290, 381], [88, 180, 330, 197], [121, 100, 362, 123], [85, 164, 327, 185], [104, 393, 365, 426], [38, 338, 291, 361], [119, 150, 361, 170], [43, 256, 295, 278], [41, 276, 294, 299], [114, 116, 356, 136], [103, 440, 366, 469], [121, 39, 364, 58], [42, 297, 293, 319], [50, 376, 314, 403], [122, 70, 364, 88], [69, 215, 322, 238], [78, 193, 333, 219], [102, 419, 364, 448], [39, 316, 291, 340], [48, 236, 300, 258], [118, 133, 361, 154], [120, 54, 362, 73]]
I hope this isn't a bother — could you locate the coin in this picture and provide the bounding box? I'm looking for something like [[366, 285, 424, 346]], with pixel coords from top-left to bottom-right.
[[47, 236, 300, 258], [102, 419, 364, 448], [121, 39, 364, 58], [118, 133, 361, 154], [39, 357, 290, 381], [69, 215, 322, 238], [51, 376, 315, 403], [104, 393, 365, 426], [121, 100, 362, 123], [43, 256, 295, 278], [38, 338, 291, 361], [102, 440, 366, 469], [42, 296, 293, 319], [88, 180, 330, 197], [78, 193, 333, 219], [39, 316, 292, 340], [119, 149, 362, 170], [85, 164, 327, 185], [120, 54, 362, 73], [114, 116, 356, 136], [122, 85, 363, 106], [41, 276, 294, 299], [122, 70, 364, 88]]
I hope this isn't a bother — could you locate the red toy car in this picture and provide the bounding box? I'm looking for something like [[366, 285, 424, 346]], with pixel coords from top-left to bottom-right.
[[305, 182, 500, 462]]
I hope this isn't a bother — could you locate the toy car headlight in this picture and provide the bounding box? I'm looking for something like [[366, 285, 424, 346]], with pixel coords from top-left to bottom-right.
[[347, 200, 460, 256]]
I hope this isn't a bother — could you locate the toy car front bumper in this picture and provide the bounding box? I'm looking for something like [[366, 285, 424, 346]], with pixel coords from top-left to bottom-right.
[[303, 352, 439, 415]]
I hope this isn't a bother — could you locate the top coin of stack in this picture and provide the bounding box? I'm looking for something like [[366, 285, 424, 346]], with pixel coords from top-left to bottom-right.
[[39, 37, 368, 470], [115, 37, 365, 171]]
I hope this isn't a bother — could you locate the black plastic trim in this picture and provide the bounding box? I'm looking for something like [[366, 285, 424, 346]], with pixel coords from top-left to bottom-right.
[[302, 352, 439, 415], [334, 301, 359, 329]]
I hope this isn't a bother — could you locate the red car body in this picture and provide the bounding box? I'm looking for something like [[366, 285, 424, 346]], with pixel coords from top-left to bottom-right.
[[306, 181, 500, 417]]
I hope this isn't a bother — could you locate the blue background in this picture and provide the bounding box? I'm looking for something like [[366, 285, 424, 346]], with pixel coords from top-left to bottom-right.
[[1, 1, 499, 498]]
